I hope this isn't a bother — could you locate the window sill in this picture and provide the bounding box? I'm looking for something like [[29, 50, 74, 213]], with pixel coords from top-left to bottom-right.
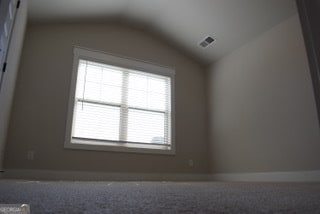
[[64, 139, 175, 155]]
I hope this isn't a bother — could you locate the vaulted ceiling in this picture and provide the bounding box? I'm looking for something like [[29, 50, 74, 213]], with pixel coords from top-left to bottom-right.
[[28, 0, 297, 64]]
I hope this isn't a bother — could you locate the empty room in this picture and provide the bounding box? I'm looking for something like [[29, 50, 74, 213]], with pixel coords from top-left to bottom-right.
[[0, 0, 320, 213]]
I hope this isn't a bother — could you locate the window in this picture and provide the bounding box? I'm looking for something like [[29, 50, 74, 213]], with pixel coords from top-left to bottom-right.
[[65, 47, 175, 154]]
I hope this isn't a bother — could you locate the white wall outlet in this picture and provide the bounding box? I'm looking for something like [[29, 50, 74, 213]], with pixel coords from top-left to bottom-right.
[[27, 150, 34, 160], [188, 159, 194, 167]]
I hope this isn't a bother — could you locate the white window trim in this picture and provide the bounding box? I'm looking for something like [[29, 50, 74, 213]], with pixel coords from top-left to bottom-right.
[[64, 46, 176, 155]]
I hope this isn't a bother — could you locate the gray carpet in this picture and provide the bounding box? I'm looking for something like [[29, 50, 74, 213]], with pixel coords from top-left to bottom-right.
[[0, 180, 320, 213]]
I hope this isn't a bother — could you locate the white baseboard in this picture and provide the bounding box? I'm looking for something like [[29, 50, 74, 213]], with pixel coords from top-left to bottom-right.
[[2, 169, 211, 181], [211, 170, 320, 182], [2, 169, 320, 182]]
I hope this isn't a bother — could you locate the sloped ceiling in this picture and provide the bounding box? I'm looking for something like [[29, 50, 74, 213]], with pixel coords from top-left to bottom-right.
[[28, 0, 297, 64]]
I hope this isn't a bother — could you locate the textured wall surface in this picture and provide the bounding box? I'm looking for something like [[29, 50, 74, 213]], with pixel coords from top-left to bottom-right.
[[207, 14, 320, 173], [5, 22, 209, 173]]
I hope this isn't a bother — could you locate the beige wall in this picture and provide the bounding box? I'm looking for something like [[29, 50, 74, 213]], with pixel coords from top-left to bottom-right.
[[207, 14, 320, 173], [0, 0, 27, 171], [5, 11, 319, 176], [4, 22, 209, 173]]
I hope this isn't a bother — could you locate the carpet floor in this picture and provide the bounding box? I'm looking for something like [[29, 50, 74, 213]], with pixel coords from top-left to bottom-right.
[[0, 180, 320, 213]]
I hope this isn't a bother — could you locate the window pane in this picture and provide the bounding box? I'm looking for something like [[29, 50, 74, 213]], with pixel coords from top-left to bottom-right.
[[127, 89, 147, 108], [75, 60, 122, 104], [148, 93, 166, 110], [102, 67, 122, 87], [127, 109, 165, 144], [75, 63, 86, 98], [86, 63, 102, 83], [100, 85, 122, 103], [128, 73, 168, 111], [148, 77, 166, 94], [100, 67, 122, 103], [73, 102, 120, 141], [128, 73, 148, 91], [84, 82, 101, 100]]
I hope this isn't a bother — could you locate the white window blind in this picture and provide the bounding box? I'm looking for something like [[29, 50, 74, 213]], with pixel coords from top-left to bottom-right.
[[72, 59, 172, 146]]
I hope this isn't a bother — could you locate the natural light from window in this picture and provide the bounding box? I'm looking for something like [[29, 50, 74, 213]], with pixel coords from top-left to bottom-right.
[[72, 60, 171, 146]]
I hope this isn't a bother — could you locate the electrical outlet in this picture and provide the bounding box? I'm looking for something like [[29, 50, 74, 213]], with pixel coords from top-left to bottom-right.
[[188, 159, 194, 167], [27, 151, 34, 160]]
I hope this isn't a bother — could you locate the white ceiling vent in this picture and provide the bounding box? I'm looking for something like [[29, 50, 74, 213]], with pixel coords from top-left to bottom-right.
[[199, 36, 215, 48]]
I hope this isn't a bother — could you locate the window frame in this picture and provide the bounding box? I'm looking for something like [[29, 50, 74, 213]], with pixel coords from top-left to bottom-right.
[[64, 47, 176, 155]]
